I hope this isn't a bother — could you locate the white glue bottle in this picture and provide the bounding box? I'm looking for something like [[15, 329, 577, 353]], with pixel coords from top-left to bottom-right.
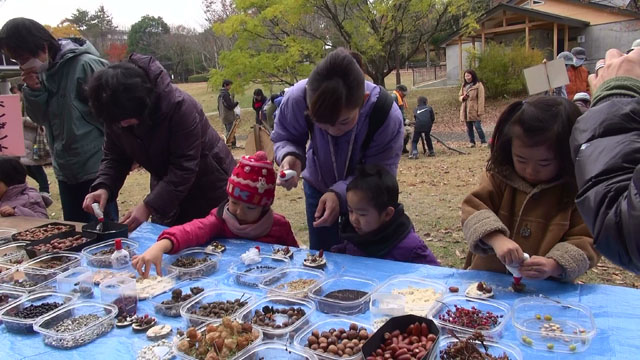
[[111, 238, 130, 269]]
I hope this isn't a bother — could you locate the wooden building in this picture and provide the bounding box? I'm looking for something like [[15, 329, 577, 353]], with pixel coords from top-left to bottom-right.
[[441, 0, 640, 82]]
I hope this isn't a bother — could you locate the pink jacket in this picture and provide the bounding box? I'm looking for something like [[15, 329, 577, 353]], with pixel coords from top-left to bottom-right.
[[0, 184, 48, 219], [158, 206, 299, 254]]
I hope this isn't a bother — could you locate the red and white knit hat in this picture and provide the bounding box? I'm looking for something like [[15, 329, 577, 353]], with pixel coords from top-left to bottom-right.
[[227, 151, 276, 207]]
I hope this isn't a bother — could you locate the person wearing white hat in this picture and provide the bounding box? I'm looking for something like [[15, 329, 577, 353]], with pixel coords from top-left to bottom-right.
[[572, 92, 590, 113], [567, 47, 590, 101]]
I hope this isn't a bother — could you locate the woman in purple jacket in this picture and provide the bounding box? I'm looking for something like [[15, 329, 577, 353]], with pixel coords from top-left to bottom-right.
[[331, 165, 439, 265], [271, 48, 404, 250]]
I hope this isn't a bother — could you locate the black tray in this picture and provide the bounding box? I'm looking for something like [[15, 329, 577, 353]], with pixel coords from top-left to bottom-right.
[[362, 315, 440, 360], [82, 221, 128, 242], [11, 222, 76, 242], [24, 231, 99, 258]]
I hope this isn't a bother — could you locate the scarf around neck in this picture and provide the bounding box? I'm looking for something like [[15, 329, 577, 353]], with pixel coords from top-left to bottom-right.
[[220, 203, 274, 239], [340, 204, 413, 257]]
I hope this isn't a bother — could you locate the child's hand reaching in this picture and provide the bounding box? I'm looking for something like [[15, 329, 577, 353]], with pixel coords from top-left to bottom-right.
[[520, 256, 563, 279], [0, 206, 15, 217], [483, 232, 525, 266], [131, 239, 172, 277]]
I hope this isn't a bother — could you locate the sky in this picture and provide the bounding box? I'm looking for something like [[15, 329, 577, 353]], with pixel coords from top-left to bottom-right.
[[0, 0, 211, 30]]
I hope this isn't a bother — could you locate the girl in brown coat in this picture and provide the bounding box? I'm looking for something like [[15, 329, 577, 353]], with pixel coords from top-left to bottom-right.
[[461, 96, 599, 282], [459, 69, 487, 147]]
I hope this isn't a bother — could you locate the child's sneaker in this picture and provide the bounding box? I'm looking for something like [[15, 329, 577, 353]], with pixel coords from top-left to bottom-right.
[[427, 151, 435, 157], [408, 152, 418, 160]]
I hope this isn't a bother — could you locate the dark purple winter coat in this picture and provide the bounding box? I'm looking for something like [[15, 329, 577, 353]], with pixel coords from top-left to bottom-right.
[[91, 53, 236, 226]]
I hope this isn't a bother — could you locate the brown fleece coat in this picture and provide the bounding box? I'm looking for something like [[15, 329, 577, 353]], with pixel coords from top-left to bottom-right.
[[459, 82, 485, 122], [461, 170, 599, 282]]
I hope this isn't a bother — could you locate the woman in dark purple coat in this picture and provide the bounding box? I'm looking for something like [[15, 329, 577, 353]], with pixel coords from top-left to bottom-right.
[[82, 54, 236, 232]]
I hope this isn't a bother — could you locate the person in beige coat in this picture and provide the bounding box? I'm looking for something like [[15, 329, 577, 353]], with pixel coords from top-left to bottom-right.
[[461, 96, 599, 282], [459, 69, 487, 147]]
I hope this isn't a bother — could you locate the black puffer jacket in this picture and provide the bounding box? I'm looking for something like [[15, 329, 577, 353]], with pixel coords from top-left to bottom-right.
[[91, 53, 236, 226], [570, 77, 640, 273]]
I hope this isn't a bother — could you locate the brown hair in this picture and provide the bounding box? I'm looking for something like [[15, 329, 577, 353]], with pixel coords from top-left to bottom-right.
[[487, 96, 581, 181], [306, 48, 364, 126]]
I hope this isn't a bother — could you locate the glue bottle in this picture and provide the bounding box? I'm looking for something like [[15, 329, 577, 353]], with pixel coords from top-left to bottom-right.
[[111, 238, 130, 269]]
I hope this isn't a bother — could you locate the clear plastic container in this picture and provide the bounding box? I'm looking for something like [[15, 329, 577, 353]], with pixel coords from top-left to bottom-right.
[[512, 296, 596, 353], [0, 241, 28, 265], [33, 300, 117, 349], [235, 341, 318, 360], [0, 289, 27, 324], [259, 267, 325, 298], [229, 255, 290, 288], [81, 238, 138, 268], [0, 290, 78, 333], [308, 276, 378, 315], [236, 295, 315, 340], [100, 276, 138, 317], [173, 319, 263, 360], [0, 267, 59, 293], [167, 248, 221, 280], [149, 281, 211, 317], [371, 276, 446, 318], [294, 317, 374, 360], [23, 252, 82, 274], [180, 289, 255, 327], [0, 228, 17, 244], [56, 267, 94, 298], [438, 335, 522, 360], [431, 295, 511, 340], [135, 272, 178, 300]]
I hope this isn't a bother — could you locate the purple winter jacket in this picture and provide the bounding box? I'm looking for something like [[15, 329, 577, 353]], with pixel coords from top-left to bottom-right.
[[271, 80, 404, 208], [0, 184, 48, 219], [332, 228, 440, 265]]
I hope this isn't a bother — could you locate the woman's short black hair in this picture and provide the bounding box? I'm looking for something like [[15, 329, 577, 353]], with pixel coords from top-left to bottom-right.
[[0, 18, 60, 62], [306, 47, 365, 126], [488, 96, 582, 180], [0, 158, 27, 187], [88, 62, 155, 124], [222, 79, 233, 87], [347, 165, 399, 214], [463, 69, 479, 85], [253, 88, 264, 97]]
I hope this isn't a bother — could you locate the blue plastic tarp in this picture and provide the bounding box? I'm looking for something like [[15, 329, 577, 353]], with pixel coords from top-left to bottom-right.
[[2, 222, 640, 359]]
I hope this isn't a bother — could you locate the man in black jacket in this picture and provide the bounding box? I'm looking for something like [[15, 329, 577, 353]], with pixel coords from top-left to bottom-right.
[[570, 48, 640, 273], [409, 96, 435, 159]]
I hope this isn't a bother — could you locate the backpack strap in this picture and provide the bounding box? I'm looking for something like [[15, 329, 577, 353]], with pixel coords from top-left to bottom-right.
[[360, 87, 394, 162]]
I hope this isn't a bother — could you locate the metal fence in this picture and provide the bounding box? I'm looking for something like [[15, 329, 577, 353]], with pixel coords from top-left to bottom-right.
[[412, 65, 447, 86]]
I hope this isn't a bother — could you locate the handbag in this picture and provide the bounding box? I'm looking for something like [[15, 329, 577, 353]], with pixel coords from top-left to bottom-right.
[[33, 126, 50, 160]]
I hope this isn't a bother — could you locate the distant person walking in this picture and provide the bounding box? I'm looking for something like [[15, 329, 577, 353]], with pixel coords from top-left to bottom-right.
[[459, 69, 487, 147], [218, 79, 238, 147], [252, 88, 268, 126], [409, 96, 435, 159]]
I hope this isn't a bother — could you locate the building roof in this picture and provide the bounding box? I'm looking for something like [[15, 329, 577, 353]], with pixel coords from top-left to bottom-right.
[[509, 0, 640, 16], [439, 3, 590, 46]]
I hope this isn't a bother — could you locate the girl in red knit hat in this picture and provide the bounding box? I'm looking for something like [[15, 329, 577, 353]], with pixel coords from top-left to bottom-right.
[[132, 151, 299, 277]]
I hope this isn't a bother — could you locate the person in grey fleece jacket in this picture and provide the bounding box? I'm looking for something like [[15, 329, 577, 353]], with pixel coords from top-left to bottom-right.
[[271, 48, 404, 250]]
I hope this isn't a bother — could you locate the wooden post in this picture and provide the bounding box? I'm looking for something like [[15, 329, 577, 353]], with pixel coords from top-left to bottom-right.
[[458, 36, 463, 82], [553, 22, 558, 57], [471, 37, 476, 50], [503, 11, 507, 27], [525, 17, 529, 51], [564, 24, 569, 51], [481, 22, 486, 51]]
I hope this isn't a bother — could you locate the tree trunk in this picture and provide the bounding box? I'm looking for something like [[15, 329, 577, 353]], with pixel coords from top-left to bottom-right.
[[371, 72, 386, 88], [395, 42, 401, 86]]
